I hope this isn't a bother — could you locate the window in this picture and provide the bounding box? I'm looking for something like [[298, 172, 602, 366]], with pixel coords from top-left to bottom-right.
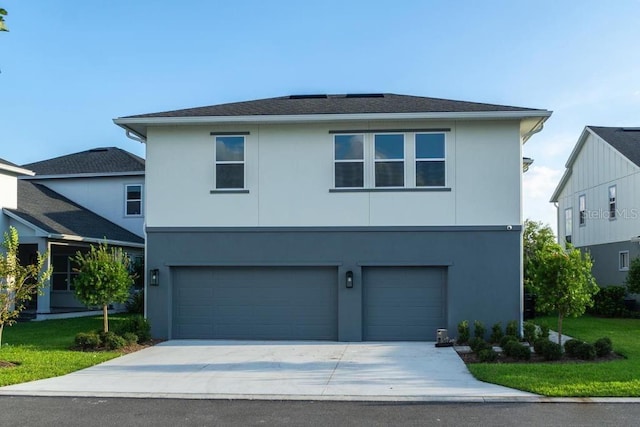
[[579, 194, 586, 226], [620, 251, 630, 271], [334, 134, 364, 188], [51, 255, 79, 291], [564, 208, 572, 243], [416, 133, 445, 187], [215, 135, 245, 189], [374, 134, 404, 187], [609, 185, 616, 220], [125, 184, 143, 216]]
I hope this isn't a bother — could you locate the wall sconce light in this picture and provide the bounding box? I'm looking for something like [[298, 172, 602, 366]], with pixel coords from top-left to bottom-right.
[[346, 271, 354, 288], [149, 269, 159, 286]]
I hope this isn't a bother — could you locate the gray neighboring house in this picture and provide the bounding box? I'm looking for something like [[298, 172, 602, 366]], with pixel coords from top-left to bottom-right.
[[1, 148, 145, 318], [551, 126, 640, 288], [115, 93, 552, 341]]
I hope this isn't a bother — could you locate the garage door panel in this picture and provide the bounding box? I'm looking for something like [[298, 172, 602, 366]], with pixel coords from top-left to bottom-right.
[[363, 267, 446, 341], [173, 266, 338, 340]]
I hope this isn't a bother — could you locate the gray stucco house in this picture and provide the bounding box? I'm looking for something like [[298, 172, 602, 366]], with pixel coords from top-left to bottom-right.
[[115, 93, 551, 341]]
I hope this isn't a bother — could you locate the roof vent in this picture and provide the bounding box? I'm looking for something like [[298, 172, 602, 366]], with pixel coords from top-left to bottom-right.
[[345, 93, 385, 98], [621, 128, 640, 132], [89, 148, 109, 152], [288, 94, 328, 100]]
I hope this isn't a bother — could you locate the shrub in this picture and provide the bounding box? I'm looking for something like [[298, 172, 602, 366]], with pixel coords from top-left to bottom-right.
[[101, 331, 127, 350], [533, 337, 549, 355], [114, 315, 151, 343], [457, 320, 470, 344], [122, 332, 139, 346], [523, 321, 538, 344], [470, 337, 491, 353], [503, 340, 531, 360], [590, 285, 627, 317], [126, 289, 144, 314], [575, 342, 596, 360], [74, 332, 101, 350], [594, 337, 613, 357], [473, 320, 486, 340], [478, 348, 498, 362], [541, 341, 563, 361], [505, 320, 519, 338], [500, 335, 518, 348], [538, 323, 550, 341], [489, 322, 503, 344], [564, 339, 584, 357]]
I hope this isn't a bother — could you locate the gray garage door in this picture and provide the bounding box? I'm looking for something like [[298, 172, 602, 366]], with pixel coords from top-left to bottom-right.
[[363, 267, 446, 341], [172, 266, 338, 340]]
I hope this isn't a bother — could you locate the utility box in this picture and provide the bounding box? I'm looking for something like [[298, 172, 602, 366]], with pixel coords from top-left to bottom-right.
[[436, 328, 448, 343]]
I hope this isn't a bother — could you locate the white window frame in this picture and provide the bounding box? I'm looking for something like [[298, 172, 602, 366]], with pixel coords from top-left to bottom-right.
[[333, 134, 365, 189], [214, 135, 246, 190], [415, 132, 447, 188], [373, 133, 405, 188], [564, 208, 572, 243], [124, 184, 143, 217], [579, 194, 586, 226], [609, 185, 616, 220], [619, 251, 630, 271]]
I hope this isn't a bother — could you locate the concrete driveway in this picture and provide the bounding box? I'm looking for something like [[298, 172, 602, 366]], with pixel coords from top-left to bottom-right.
[[0, 341, 535, 401]]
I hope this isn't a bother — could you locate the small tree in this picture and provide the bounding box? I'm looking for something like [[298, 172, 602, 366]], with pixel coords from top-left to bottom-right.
[[0, 227, 51, 347], [625, 256, 640, 295], [73, 243, 134, 333], [523, 219, 556, 293], [534, 242, 598, 345], [0, 8, 8, 32]]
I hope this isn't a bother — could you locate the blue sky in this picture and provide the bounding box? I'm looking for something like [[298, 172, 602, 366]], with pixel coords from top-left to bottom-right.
[[2, 0, 639, 231]]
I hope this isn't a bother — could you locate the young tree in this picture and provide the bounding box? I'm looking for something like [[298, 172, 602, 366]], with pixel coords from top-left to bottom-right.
[[73, 243, 134, 333], [523, 219, 556, 293], [0, 8, 8, 32], [625, 257, 640, 295], [534, 242, 598, 345], [0, 227, 52, 347]]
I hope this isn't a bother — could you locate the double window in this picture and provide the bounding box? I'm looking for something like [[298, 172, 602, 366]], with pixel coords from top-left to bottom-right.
[[334, 132, 446, 189], [125, 184, 143, 216], [215, 135, 245, 189]]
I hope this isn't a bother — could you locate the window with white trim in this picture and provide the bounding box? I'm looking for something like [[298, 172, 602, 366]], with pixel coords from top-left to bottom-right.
[[619, 251, 630, 271], [579, 194, 586, 226], [416, 133, 446, 187], [564, 208, 572, 244], [334, 134, 364, 188], [125, 184, 143, 216], [215, 135, 245, 189], [374, 134, 404, 187], [609, 185, 616, 220]]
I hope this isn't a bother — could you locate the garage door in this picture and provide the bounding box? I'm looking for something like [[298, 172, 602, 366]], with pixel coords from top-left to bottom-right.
[[363, 267, 446, 341], [172, 266, 338, 340]]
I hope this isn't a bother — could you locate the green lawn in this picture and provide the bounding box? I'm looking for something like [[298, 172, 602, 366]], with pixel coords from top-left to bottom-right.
[[0, 315, 131, 387], [467, 315, 640, 396]]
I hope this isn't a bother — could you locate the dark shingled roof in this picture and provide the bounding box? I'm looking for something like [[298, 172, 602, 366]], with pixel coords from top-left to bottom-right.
[[123, 93, 545, 119], [5, 181, 143, 245], [0, 158, 21, 168], [589, 126, 640, 167], [22, 147, 145, 176]]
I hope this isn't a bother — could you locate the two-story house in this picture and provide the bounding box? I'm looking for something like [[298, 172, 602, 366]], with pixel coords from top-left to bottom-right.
[[1, 148, 145, 318], [115, 93, 551, 341], [551, 126, 640, 288]]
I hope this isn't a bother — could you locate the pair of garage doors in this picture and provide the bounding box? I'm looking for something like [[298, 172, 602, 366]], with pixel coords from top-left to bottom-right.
[[172, 266, 446, 341]]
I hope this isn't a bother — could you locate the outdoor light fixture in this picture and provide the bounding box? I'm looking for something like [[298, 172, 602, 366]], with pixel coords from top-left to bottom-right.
[[149, 269, 159, 286], [346, 271, 354, 288]]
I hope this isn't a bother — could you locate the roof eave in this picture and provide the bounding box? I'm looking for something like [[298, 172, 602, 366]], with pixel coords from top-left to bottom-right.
[[20, 171, 145, 180], [0, 164, 35, 177], [114, 110, 552, 138]]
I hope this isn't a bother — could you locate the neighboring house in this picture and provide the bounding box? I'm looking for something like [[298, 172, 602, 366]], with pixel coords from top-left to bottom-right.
[[0, 148, 145, 318], [551, 126, 640, 287], [114, 93, 551, 341]]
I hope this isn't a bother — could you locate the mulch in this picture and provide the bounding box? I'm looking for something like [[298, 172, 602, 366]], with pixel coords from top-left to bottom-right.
[[457, 348, 623, 364]]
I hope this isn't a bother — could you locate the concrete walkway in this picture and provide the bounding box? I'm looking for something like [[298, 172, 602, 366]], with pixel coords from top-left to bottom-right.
[[0, 341, 535, 401]]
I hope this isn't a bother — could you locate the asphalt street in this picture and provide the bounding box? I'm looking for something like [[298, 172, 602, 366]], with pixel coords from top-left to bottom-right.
[[1, 397, 638, 427]]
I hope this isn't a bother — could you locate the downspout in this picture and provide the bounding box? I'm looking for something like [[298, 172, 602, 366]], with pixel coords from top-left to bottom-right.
[[554, 202, 560, 245]]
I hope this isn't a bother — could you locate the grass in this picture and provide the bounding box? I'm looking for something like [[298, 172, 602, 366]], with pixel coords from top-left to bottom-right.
[[467, 314, 640, 396], [0, 315, 132, 387]]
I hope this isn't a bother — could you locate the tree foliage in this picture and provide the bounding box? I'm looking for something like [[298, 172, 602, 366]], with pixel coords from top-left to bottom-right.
[[0, 227, 51, 347], [534, 242, 598, 344], [523, 219, 556, 293], [73, 243, 134, 333], [0, 8, 8, 32], [625, 257, 640, 295]]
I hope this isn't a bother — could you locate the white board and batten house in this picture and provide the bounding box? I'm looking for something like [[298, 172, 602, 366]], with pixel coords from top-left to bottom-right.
[[551, 126, 640, 288], [114, 93, 552, 341]]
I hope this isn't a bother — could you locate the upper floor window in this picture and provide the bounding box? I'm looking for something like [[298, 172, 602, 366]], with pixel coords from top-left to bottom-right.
[[215, 135, 245, 189], [609, 185, 616, 220], [416, 133, 446, 187], [374, 134, 404, 187], [334, 134, 364, 188], [125, 184, 143, 216], [619, 251, 630, 271], [564, 208, 572, 243], [579, 194, 586, 226]]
